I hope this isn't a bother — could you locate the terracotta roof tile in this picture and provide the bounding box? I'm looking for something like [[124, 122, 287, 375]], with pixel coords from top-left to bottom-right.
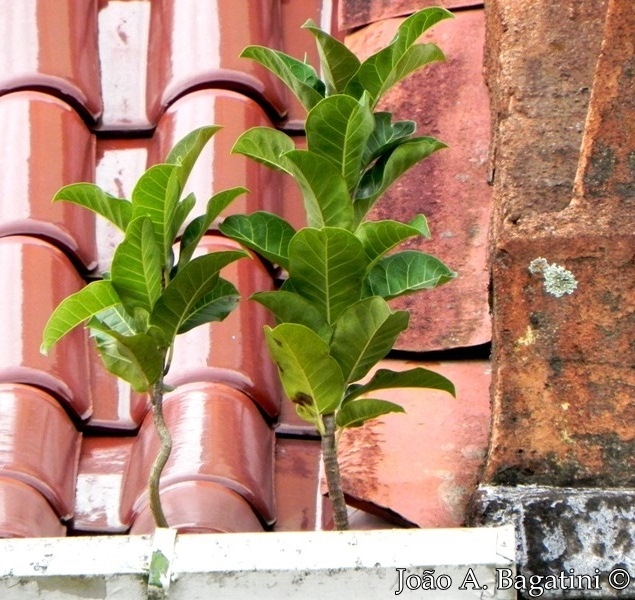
[[0, 1, 102, 121], [0, 92, 98, 270], [0, 237, 91, 419], [0, 384, 81, 521], [346, 9, 492, 351], [119, 382, 276, 529]]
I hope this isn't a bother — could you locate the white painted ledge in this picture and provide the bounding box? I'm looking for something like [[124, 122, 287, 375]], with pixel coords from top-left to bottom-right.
[[0, 526, 516, 599]]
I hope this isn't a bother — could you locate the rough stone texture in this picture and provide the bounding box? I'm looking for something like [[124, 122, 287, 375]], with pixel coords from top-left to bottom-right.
[[483, 0, 635, 486], [339, 0, 482, 30], [347, 9, 492, 351], [472, 486, 635, 598]]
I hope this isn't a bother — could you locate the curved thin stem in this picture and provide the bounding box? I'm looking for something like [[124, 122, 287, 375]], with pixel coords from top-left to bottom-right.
[[321, 412, 349, 530], [148, 376, 172, 529]]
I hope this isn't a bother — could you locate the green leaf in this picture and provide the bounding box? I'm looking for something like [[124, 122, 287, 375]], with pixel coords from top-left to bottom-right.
[[306, 94, 375, 193], [232, 127, 296, 173], [364, 112, 416, 164], [336, 398, 405, 428], [150, 250, 247, 342], [363, 250, 456, 300], [344, 366, 456, 403], [177, 187, 248, 271], [251, 290, 331, 342], [53, 183, 132, 231], [219, 211, 295, 270], [302, 19, 361, 94], [330, 297, 409, 382], [131, 164, 181, 261], [41, 280, 121, 354], [89, 304, 140, 336], [241, 46, 325, 111], [91, 328, 165, 392], [177, 278, 240, 334], [284, 150, 353, 229], [345, 7, 452, 107], [172, 192, 197, 240], [165, 125, 221, 189], [355, 218, 427, 268], [288, 228, 367, 324], [355, 137, 447, 225], [110, 216, 162, 314], [264, 323, 345, 426]]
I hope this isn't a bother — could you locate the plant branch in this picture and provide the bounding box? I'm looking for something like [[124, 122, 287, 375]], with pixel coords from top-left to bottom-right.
[[148, 376, 172, 529], [321, 413, 349, 530]]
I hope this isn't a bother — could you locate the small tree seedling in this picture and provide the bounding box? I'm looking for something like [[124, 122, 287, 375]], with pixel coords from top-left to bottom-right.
[[41, 127, 249, 528], [219, 7, 457, 529]]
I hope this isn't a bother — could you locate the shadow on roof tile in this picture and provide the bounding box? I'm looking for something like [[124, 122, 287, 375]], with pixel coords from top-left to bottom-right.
[[0, 1, 102, 121], [0, 476, 66, 538], [130, 481, 264, 534], [146, 0, 288, 124], [0, 384, 81, 521], [119, 381, 276, 528], [0, 237, 92, 420], [0, 92, 98, 271], [167, 235, 281, 419]]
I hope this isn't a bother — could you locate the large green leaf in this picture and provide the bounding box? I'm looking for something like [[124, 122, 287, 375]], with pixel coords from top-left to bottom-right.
[[177, 278, 240, 334], [219, 211, 295, 270], [41, 280, 121, 354], [363, 250, 455, 300], [306, 94, 375, 193], [344, 366, 455, 403], [288, 228, 367, 324], [355, 217, 429, 268], [165, 126, 221, 189], [251, 290, 331, 342], [150, 250, 247, 342], [232, 127, 295, 173], [354, 137, 447, 225], [91, 328, 165, 392], [284, 150, 353, 229], [241, 46, 325, 111], [53, 183, 132, 231], [330, 297, 409, 382], [110, 216, 162, 314], [336, 398, 405, 428], [131, 163, 181, 261], [172, 192, 197, 241], [302, 19, 361, 94], [264, 323, 344, 427], [364, 112, 416, 164], [345, 7, 452, 107], [177, 187, 248, 272]]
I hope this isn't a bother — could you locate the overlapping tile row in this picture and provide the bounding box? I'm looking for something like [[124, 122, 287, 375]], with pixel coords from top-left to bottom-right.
[[0, 0, 492, 537]]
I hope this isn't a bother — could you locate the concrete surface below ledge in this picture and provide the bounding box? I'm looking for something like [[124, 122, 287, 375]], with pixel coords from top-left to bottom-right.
[[472, 485, 635, 599]]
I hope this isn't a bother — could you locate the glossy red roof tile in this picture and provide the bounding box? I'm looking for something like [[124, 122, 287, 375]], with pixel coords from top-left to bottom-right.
[[130, 481, 264, 534], [0, 384, 81, 521], [167, 236, 281, 418], [120, 382, 275, 528], [73, 436, 134, 533], [145, 0, 288, 125], [0, 92, 98, 270], [0, 1, 102, 121], [151, 89, 286, 221], [0, 237, 91, 420], [338, 359, 491, 528], [0, 477, 66, 538], [346, 9, 492, 352]]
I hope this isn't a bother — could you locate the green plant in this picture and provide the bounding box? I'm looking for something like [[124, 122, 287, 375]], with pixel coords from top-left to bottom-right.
[[219, 7, 457, 529], [41, 127, 248, 528]]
